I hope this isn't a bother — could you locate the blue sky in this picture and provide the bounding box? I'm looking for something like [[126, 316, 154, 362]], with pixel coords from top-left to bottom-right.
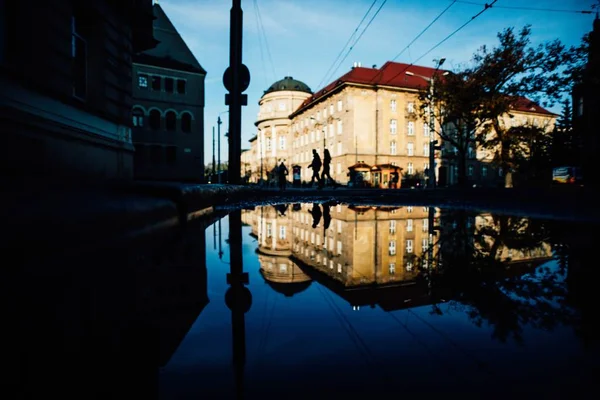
[[156, 0, 596, 163]]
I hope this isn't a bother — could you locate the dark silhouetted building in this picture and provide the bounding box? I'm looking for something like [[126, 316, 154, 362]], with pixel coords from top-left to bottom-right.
[[132, 3, 206, 182], [0, 0, 156, 182], [575, 13, 600, 187]]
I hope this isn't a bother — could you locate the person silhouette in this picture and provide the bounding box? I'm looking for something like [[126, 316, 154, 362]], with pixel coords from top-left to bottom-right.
[[320, 149, 337, 189], [322, 202, 332, 230], [277, 160, 289, 191], [307, 149, 322, 188], [310, 203, 322, 228]]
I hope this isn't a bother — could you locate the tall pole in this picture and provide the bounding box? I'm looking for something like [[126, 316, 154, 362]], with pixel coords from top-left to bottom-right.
[[228, 0, 244, 184], [212, 126, 216, 183], [428, 80, 436, 189], [218, 116, 222, 184]]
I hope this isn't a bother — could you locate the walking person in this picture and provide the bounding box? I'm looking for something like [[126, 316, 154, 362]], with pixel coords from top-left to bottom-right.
[[308, 149, 322, 188], [277, 160, 289, 191], [320, 149, 337, 189]]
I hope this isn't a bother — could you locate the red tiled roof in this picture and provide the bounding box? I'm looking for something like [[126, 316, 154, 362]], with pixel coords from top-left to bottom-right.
[[509, 96, 557, 116], [291, 61, 557, 118], [292, 62, 443, 116]]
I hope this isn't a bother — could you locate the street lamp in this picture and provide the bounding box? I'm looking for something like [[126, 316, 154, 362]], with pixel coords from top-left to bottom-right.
[[217, 110, 229, 183], [406, 59, 448, 189]]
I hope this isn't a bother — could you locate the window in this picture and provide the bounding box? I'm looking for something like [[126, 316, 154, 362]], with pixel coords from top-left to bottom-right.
[[151, 145, 162, 163], [389, 220, 396, 233], [390, 119, 397, 134], [407, 206, 413, 213], [317, 111, 321, 120], [406, 239, 413, 253], [310, 131, 315, 143], [337, 220, 342, 232], [132, 108, 144, 127], [279, 226, 286, 239], [407, 162, 414, 174], [337, 142, 342, 156], [266, 223, 272, 238], [324, 107, 328, 118], [423, 123, 430, 137], [407, 102, 414, 113], [422, 218, 429, 232], [407, 121, 415, 136], [337, 120, 343, 134], [165, 111, 176, 131], [279, 136, 286, 150], [482, 165, 488, 177], [337, 263, 342, 273], [390, 141, 397, 155], [407, 142, 414, 156], [177, 79, 186, 94], [329, 104, 334, 114], [423, 143, 429, 156], [389, 263, 396, 275], [329, 124, 334, 137], [337, 100, 343, 111], [71, 16, 87, 99], [468, 147, 475, 158], [149, 109, 161, 130], [166, 146, 177, 164], [468, 165, 474, 176], [165, 78, 174, 93], [577, 96, 584, 116], [391, 100, 397, 112], [389, 240, 396, 255], [316, 130, 320, 141], [151, 76, 161, 91], [337, 240, 342, 255], [138, 74, 149, 88], [406, 261, 413, 272], [407, 219, 413, 232], [336, 162, 342, 174], [181, 112, 192, 133], [279, 102, 286, 111]]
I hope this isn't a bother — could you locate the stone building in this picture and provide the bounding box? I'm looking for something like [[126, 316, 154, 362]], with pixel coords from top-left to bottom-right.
[[131, 3, 206, 182], [245, 62, 557, 187], [1, 0, 156, 183]]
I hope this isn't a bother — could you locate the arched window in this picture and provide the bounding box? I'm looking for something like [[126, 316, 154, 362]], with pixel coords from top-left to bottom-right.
[[181, 112, 192, 133], [149, 109, 161, 130], [165, 111, 177, 131], [132, 107, 145, 127]]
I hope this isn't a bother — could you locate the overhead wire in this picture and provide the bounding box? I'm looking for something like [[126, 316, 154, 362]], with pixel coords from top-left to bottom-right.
[[380, 0, 498, 86], [252, 0, 269, 88], [254, 0, 277, 81], [455, 0, 593, 14], [316, 0, 379, 90], [319, 0, 388, 91], [368, 0, 457, 84]]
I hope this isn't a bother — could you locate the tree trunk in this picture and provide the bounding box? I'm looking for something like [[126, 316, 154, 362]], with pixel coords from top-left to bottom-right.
[[457, 151, 468, 188]]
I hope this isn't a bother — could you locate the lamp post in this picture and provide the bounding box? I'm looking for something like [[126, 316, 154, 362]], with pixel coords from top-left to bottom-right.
[[406, 58, 447, 189], [217, 111, 229, 183]]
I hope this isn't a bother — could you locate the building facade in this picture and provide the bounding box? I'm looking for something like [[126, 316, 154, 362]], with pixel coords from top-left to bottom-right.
[[131, 3, 206, 182], [1, 0, 156, 182], [245, 62, 557, 187]]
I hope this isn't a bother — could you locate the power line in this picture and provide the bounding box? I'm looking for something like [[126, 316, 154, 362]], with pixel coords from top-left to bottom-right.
[[321, 0, 388, 90], [316, 0, 379, 90], [254, 0, 277, 81], [369, 0, 457, 84], [456, 0, 593, 14], [252, 0, 269, 88], [382, 0, 497, 85]]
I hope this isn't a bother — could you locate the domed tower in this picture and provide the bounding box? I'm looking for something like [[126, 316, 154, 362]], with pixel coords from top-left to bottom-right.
[[255, 77, 312, 182]]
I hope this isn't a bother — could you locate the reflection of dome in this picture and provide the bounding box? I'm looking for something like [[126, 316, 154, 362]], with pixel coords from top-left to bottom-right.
[[264, 76, 312, 95], [259, 259, 312, 297]]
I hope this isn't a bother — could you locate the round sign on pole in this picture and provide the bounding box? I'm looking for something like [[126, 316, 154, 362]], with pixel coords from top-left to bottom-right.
[[223, 64, 251, 92]]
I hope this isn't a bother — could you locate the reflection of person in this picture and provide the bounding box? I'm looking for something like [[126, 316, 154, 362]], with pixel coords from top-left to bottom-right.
[[389, 170, 399, 189], [322, 202, 332, 230], [277, 161, 289, 191], [274, 203, 288, 216], [308, 149, 322, 187], [310, 203, 322, 228], [320, 149, 337, 189]]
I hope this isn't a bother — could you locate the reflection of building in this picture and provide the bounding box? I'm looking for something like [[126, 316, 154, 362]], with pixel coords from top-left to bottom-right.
[[132, 3, 206, 182], [1, 0, 156, 181], [243, 203, 440, 309]]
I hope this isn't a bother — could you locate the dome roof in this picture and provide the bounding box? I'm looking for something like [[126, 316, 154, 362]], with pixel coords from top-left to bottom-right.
[[264, 76, 312, 95]]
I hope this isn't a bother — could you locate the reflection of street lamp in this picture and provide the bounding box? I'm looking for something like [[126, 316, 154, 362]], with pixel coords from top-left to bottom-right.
[[406, 59, 448, 189]]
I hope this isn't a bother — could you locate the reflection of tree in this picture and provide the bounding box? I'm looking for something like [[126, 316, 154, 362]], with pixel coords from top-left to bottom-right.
[[432, 211, 573, 344]]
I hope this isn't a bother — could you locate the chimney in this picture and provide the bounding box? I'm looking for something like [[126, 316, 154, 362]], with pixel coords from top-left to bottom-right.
[[358, 62, 362, 67]]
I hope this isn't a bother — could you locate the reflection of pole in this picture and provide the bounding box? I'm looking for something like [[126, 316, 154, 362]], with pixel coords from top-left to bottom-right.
[[218, 116, 222, 183], [212, 126, 216, 183], [225, 210, 252, 400], [213, 220, 217, 250], [427, 207, 435, 295], [218, 217, 223, 259]]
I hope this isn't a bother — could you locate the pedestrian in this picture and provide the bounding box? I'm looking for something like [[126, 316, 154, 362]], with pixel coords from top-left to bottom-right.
[[320, 148, 337, 189], [277, 160, 289, 191], [308, 149, 322, 188]]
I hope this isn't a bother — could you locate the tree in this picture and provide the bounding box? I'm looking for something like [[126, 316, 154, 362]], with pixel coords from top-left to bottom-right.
[[419, 26, 584, 187], [550, 99, 578, 167]]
